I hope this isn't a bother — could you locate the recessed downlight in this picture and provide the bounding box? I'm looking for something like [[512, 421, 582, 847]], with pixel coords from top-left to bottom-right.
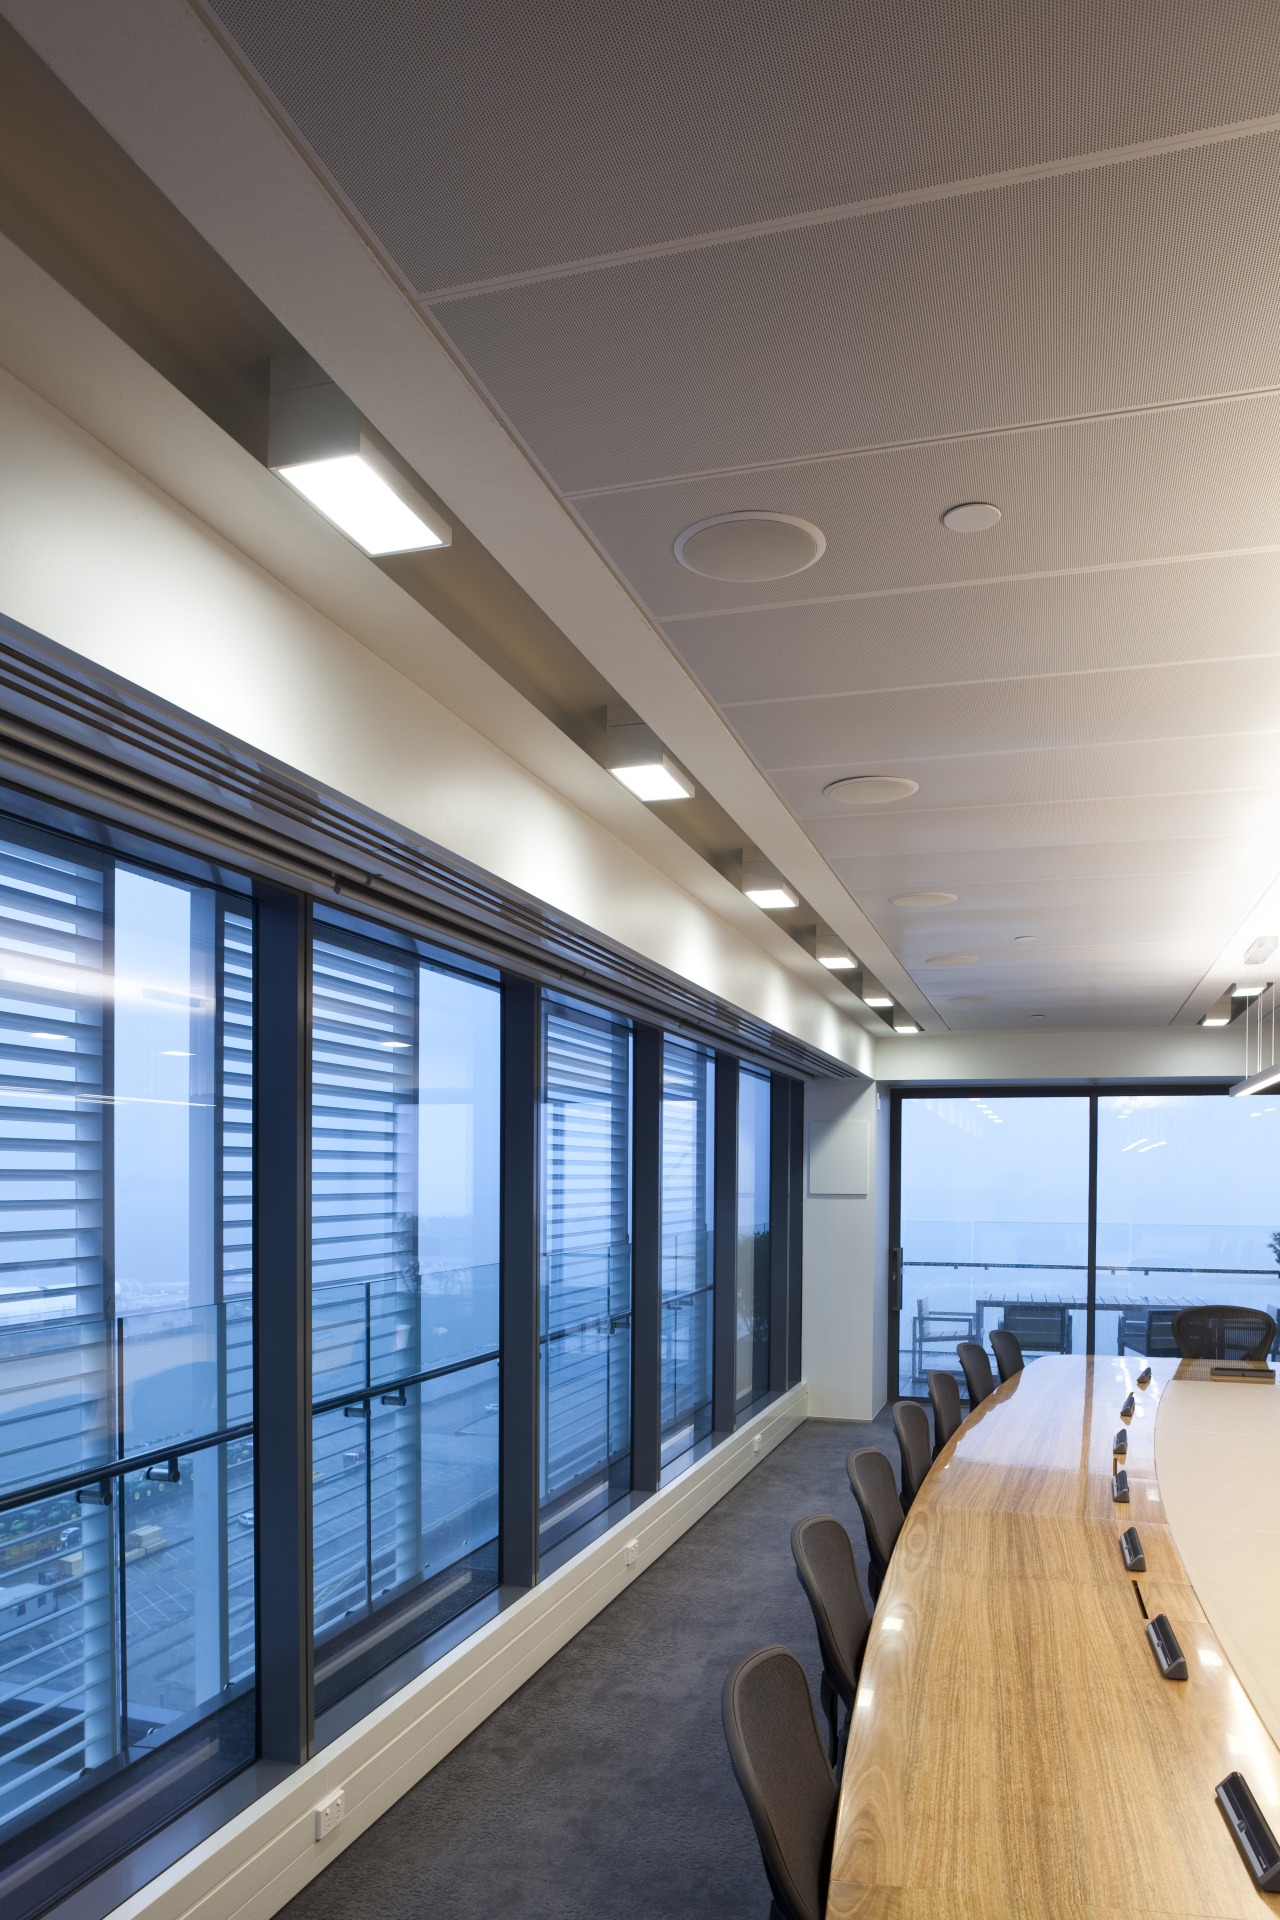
[[941, 501, 1002, 533], [674, 511, 825, 581], [823, 775, 919, 807], [925, 954, 979, 967], [890, 891, 957, 908]]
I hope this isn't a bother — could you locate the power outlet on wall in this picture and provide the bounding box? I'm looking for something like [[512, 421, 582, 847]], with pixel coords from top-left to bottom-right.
[[314, 1789, 345, 1842], [753, 1433, 763, 1453], [624, 1538, 639, 1566]]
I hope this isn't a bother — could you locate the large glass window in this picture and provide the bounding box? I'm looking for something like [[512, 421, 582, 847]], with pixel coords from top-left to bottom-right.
[[660, 1040, 714, 1467], [896, 1096, 1090, 1397], [310, 928, 500, 1712], [540, 996, 632, 1554], [1098, 1094, 1280, 1357], [735, 1066, 771, 1411], [0, 822, 254, 1920]]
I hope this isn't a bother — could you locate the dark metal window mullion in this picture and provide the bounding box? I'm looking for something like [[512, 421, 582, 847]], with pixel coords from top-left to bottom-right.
[[711, 1052, 738, 1434], [768, 1074, 792, 1396], [498, 975, 539, 1589], [630, 1024, 661, 1494], [252, 883, 314, 1766], [1086, 1094, 1099, 1357]]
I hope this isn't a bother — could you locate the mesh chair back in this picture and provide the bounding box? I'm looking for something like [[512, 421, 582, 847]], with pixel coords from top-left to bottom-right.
[[1172, 1305, 1277, 1364], [846, 1447, 904, 1598], [927, 1369, 962, 1457], [957, 1340, 995, 1409], [791, 1516, 870, 1763], [990, 1327, 1024, 1383], [891, 1400, 933, 1507], [722, 1645, 838, 1920]]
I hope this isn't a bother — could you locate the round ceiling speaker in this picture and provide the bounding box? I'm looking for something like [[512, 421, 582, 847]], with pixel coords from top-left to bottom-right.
[[925, 953, 979, 967], [941, 501, 1002, 533], [674, 512, 826, 581], [824, 775, 919, 806], [949, 994, 989, 1003], [890, 890, 956, 908]]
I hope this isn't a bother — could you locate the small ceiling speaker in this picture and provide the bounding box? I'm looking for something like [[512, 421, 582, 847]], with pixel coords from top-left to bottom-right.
[[941, 502, 1001, 533], [950, 994, 989, 1003], [823, 775, 919, 806], [890, 891, 956, 908], [925, 954, 979, 967], [674, 512, 826, 581]]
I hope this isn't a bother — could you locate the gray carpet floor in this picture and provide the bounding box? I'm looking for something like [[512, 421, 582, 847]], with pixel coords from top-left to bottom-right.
[[281, 1411, 896, 1920]]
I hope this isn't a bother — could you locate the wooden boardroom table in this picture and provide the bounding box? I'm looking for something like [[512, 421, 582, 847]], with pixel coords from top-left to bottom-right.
[[826, 1354, 1280, 1920]]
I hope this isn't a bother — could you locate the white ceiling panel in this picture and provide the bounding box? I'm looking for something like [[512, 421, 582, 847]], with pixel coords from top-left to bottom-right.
[[434, 134, 1280, 491], [576, 397, 1280, 618], [815, 790, 1280, 858], [764, 733, 1280, 819], [667, 555, 1280, 707], [203, 0, 1280, 293], [727, 661, 1280, 772]]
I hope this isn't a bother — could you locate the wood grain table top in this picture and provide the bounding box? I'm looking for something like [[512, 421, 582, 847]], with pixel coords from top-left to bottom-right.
[[826, 1355, 1280, 1920]]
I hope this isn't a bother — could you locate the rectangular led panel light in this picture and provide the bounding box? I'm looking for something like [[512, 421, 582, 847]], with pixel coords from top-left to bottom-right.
[[744, 885, 798, 910], [818, 954, 856, 970], [609, 759, 694, 802], [277, 454, 447, 555]]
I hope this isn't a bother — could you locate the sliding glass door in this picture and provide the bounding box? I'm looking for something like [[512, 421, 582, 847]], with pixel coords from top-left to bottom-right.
[[895, 1095, 1089, 1397], [895, 1087, 1280, 1394], [1097, 1094, 1280, 1358]]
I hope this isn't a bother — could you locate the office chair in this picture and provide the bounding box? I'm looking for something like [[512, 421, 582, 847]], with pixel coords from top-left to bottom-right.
[[846, 1447, 903, 1599], [990, 1326, 1024, 1383], [927, 1369, 962, 1458], [790, 1515, 871, 1767], [957, 1340, 995, 1409], [722, 1645, 838, 1920], [1171, 1305, 1276, 1364], [891, 1399, 933, 1508]]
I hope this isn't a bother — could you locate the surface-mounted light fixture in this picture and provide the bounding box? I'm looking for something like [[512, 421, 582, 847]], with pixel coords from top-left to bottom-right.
[[738, 854, 797, 911], [815, 935, 856, 971], [604, 711, 694, 802], [268, 353, 451, 556], [1245, 935, 1278, 964]]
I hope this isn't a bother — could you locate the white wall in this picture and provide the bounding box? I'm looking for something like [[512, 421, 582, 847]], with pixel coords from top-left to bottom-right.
[[802, 1078, 890, 1418], [875, 1025, 1243, 1083]]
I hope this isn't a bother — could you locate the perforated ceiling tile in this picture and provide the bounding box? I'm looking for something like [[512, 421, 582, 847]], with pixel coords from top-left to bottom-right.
[[577, 394, 1280, 617], [667, 554, 1280, 708], [434, 132, 1280, 491], [815, 789, 1275, 857], [204, 0, 1280, 290], [729, 658, 1280, 772], [769, 734, 1280, 821]]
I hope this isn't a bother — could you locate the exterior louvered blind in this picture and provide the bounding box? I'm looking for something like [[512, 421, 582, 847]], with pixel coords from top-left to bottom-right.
[[0, 826, 256, 1859], [540, 997, 631, 1544], [660, 1040, 714, 1463], [309, 931, 500, 1700]]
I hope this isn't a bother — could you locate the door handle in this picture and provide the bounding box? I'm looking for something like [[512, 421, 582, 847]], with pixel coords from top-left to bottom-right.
[[888, 1247, 903, 1313]]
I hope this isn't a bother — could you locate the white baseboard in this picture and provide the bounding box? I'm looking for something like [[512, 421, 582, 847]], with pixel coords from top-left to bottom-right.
[[107, 1384, 809, 1920]]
